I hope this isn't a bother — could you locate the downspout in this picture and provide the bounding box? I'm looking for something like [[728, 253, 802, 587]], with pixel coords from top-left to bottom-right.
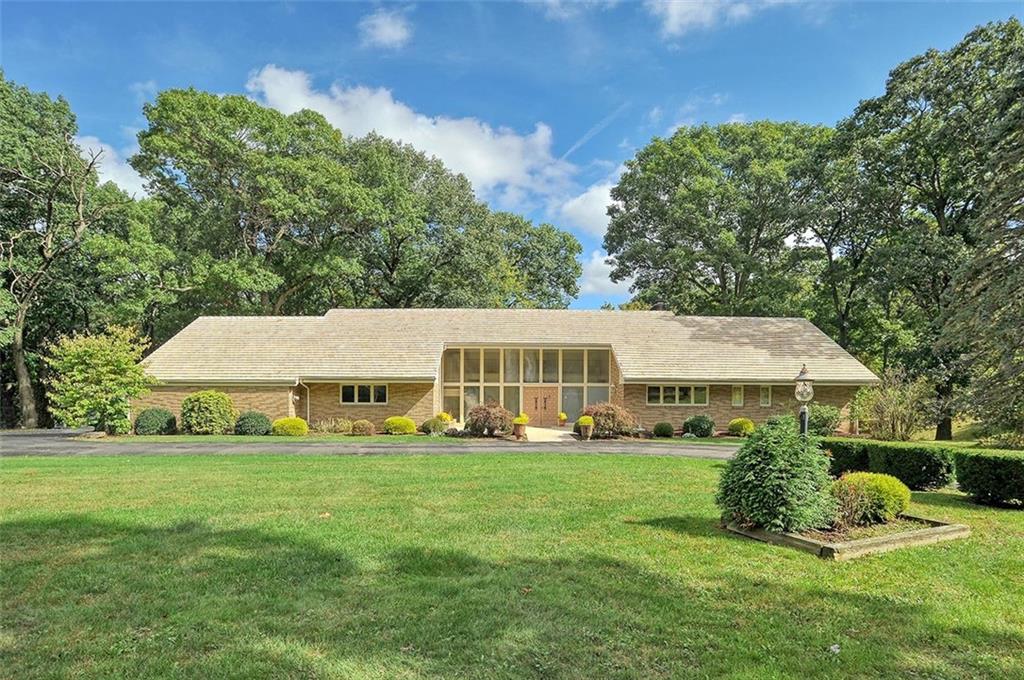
[[299, 380, 310, 422]]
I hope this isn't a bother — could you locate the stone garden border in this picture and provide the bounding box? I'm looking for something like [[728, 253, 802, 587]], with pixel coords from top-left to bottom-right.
[[725, 514, 970, 561]]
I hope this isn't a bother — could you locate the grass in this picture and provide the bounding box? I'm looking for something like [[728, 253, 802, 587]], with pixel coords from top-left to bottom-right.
[[91, 433, 441, 444], [2, 453, 1022, 679]]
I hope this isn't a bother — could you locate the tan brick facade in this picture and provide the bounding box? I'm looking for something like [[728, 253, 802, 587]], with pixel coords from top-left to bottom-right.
[[622, 383, 859, 433], [296, 382, 435, 429], [133, 384, 296, 422]]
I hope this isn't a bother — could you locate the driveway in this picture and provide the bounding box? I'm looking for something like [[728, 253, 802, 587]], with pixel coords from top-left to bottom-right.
[[1, 429, 739, 460]]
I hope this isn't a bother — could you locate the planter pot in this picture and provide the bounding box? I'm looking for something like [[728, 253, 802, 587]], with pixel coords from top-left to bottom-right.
[[580, 424, 593, 440], [558, 418, 567, 427], [513, 423, 527, 441]]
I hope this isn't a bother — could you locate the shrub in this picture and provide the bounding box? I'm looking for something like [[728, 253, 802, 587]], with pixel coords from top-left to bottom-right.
[[512, 412, 529, 425], [977, 431, 1024, 451], [382, 416, 417, 435], [652, 421, 675, 438], [831, 472, 911, 527], [681, 432, 696, 439], [420, 417, 447, 435], [311, 417, 352, 434], [558, 411, 568, 421], [134, 408, 176, 435], [465, 402, 513, 436], [727, 418, 755, 437], [807, 403, 842, 436], [578, 402, 637, 438], [180, 390, 236, 435], [352, 419, 375, 436], [436, 411, 455, 424], [821, 438, 870, 477], [954, 450, 1024, 506], [271, 416, 308, 436], [683, 415, 715, 438], [234, 411, 271, 436], [850, 368, 932, 441], [577, 415, 595, 427], [865, 441, 954, 490], [716, 416, 836, 532]]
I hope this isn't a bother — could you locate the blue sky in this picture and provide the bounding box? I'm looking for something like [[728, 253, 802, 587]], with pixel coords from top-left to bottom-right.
[[2, 1, 1019, 308]]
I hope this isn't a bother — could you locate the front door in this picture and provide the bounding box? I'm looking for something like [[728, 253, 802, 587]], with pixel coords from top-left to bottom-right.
[[523, 386, 559, 427]]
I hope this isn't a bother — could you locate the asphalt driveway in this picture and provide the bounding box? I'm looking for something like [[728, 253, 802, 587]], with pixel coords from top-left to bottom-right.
[[0, 429, 739, 460]]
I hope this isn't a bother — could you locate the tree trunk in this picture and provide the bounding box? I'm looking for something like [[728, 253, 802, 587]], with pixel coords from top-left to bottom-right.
[[11, 308, 38, 429], [934, 381, 953, 441]]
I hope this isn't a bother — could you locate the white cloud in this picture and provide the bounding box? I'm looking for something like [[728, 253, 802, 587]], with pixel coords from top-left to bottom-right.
[[643, 0, 782, 37], [76, 135, 146, 197], [580, 249, 632, 297], [534, 0, 618, 21], [727, 113, 748, 123], [358, 8, 413, 49], [560, 179, 614, 237], [646, 106, 664, 126], [130, 80, 158, 104], [246, 65, 575, 203], [560, 101, 629, 160]]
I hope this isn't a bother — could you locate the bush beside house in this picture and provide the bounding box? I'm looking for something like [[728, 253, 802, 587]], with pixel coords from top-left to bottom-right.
[[134, 408, 177, 435], [235, 411, 272, 436], [271, 417, 308, 436], [683, 415, 715, 438], [181, 390, 236, 435]]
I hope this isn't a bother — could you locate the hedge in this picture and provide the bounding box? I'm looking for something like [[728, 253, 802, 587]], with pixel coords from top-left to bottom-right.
[[954, 449, 1024, 506], [271, 417, 309, 436], [821, 438, 954, 490]]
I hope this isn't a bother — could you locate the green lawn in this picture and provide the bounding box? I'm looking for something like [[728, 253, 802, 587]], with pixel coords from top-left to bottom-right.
[[2, 454, 1022, 679], [91, 433, 441, 444]]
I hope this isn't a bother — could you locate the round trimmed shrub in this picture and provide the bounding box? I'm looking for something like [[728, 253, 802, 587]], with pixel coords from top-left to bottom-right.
[[134, 408, 176, 435], [831, 472, 911, 527], [436, 411, 455, 424], [234, 411, 271, 436], [420, 417, 447, 435], [577, 415, 595, 427], [382, 416, 417, 435], [352, 419, 375, 436], [180, 390, 236, 435], [512, 413, 529, 425], [954, 449, 1024, 506], [808, 403, 842, 436], [271, 416, 308, 436], [683, 415, 715, 438], [652, 422, 674, 438], [727, 418, 755, 437], [465, 402, 513, 437], [716, 415, 836, 532], [576, 402, 637, 438]]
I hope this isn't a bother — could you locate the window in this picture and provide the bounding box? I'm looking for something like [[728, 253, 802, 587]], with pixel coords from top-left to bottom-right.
[[483, 385, 500, 404], [464, 386, 480, 412], [443, 349, 461, 383], [587, 385, 609, 405], [561, 386, 584, 421], [732, 385, 744, 407], [504, 349, 520, 383], [542, 349, 559, 383], [587, 350, 610, 384], [646, 385, 710, 406], [484, 349, 500, 382], [503, 386, 520, 415], [562, 350, 584, 383], [760, 385, 772, 407], [443, 387, 460, 418], [340, 384, 387, 404], [464, 349, 481, 382], [523, 349, 540, 382]]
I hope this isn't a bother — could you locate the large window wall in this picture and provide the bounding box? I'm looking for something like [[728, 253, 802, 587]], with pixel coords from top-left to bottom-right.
[[441, 347, 611, 422]]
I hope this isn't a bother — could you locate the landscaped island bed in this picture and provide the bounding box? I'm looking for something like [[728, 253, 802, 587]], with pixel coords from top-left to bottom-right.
[[3, 454, 1022, 678]]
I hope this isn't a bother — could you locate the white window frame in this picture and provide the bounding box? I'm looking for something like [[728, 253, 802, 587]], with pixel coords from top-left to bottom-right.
[[759, 385, 772, 407], [340, 384, 388, 405], [646, 384, 710, 406], [732, 385, 744, 407]]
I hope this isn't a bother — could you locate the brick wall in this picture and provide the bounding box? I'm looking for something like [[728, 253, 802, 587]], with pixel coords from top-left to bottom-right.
[[622, 383, 860, 433], [133, 384, 295, 422], [297, 382, 434, 429]]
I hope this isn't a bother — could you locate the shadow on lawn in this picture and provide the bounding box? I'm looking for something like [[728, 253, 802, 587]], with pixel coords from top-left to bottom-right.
[[1, 515, 1019, 679], [627, 515, 737, 540]]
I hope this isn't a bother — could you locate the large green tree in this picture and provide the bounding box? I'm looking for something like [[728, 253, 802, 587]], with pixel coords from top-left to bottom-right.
[[605, 121, 827, 316]]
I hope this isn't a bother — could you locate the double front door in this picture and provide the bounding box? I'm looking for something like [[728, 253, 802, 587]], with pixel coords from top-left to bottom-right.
[[522, 386, 559, 427]]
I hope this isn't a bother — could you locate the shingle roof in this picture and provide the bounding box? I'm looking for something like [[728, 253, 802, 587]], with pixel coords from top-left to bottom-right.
[[142, 309, 878, 385]]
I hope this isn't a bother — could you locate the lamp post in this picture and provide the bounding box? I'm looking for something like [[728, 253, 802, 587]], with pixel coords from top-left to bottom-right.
[[794, 364, 814, 436]]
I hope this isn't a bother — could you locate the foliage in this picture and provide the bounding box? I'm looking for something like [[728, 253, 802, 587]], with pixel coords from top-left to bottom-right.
[[727, 418, 755, 437], [512, 413, 529, 425], [382, 416, 417, 435], [954, 449, 1024, 507], [977, 432, 1024, 451], [831, 472, 911, 527], [436, 412, 454, 424], [821, 437, 955, 490], [234, 411, 272, 436], [45, 326, 155, 434], [464, 402, 513, 437], [351, 419, 376, 436], [133, 408, 176, 436], [419, 417, 448, 435], [311, 417, 352, 435], [807, 403, 841, 436], [821, 438, 870, 477], [716, 416, 836, 532], [851, 369, 932, 441], [271, 417, 309, 437], [683, 415, 715, 438], [578, 402, 636, 438], [577, 415, 594, 427], [180, 390, 236, 435], [652, 422, 674, 438], [558, 412, 567, 421]]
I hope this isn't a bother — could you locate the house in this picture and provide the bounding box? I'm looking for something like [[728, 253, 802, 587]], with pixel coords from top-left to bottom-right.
[[134, 309, 878, 430]]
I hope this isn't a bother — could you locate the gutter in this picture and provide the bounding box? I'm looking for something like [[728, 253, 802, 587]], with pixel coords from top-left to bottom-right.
[[296, 379, 310, 422]]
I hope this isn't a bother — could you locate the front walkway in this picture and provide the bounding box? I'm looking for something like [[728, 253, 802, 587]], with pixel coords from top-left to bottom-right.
[[0, 429, 739, 460]]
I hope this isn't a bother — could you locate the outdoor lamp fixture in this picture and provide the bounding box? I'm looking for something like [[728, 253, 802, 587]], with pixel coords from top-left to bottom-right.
[[794, 364, 814, 436]]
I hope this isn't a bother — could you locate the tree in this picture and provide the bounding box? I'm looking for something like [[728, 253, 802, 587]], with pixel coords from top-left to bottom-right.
[[0, 72, 127, 427], [842, 19, 1021, 439], [605, 121, 827, 316], [45, 326, 155, 434]]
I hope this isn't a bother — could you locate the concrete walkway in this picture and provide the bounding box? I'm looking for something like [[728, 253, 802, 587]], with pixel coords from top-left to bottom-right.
[[0, 428, 739, 460]]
